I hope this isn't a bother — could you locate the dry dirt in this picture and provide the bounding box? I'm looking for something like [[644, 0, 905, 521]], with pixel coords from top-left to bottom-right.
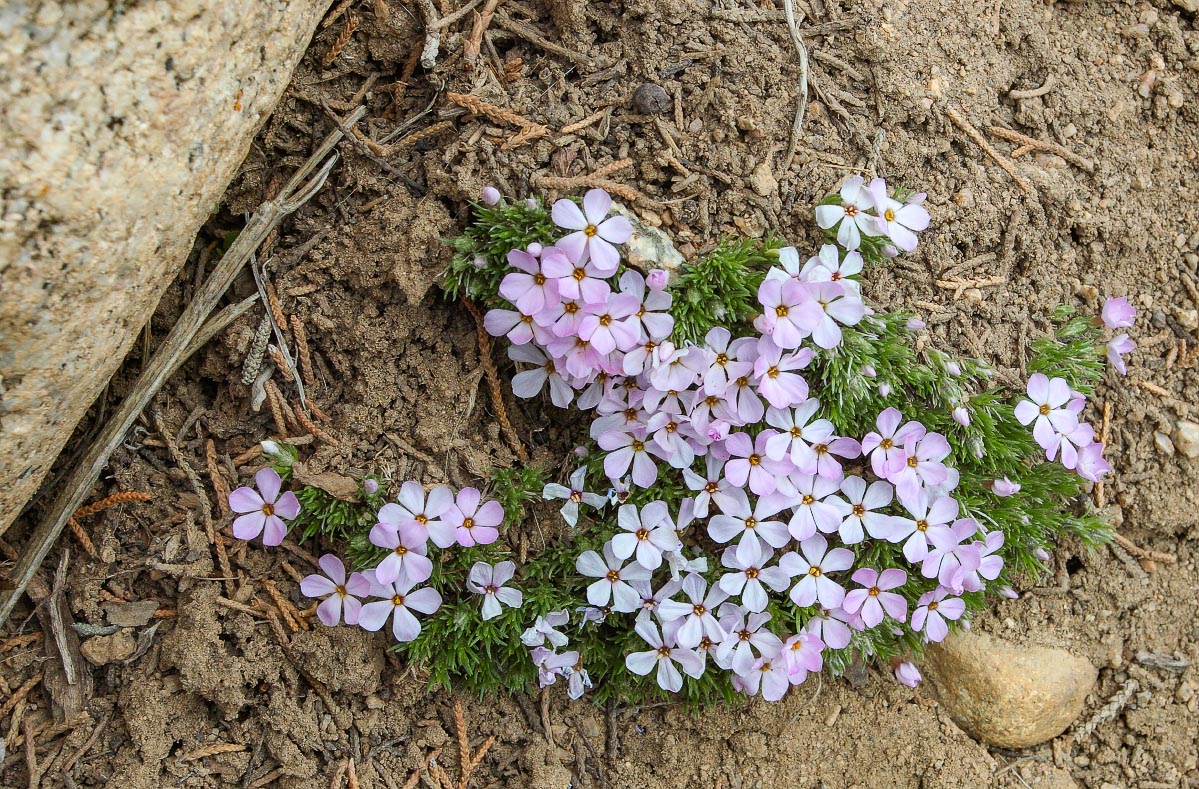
[[3, 0, 1198, 787]]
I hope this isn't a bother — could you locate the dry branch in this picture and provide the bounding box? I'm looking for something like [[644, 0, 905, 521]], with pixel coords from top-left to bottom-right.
[[986, 125, 1094, 172], [943, 106, 1033, 194]]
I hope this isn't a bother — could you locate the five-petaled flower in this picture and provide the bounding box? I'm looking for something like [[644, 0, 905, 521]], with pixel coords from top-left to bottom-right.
[[467, 561, 524, 620], [300, 554, 370, 626], [229, 468, 301, 546]]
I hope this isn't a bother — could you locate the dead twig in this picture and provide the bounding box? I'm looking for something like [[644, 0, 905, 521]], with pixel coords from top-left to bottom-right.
[[1111, 533, 1176, 567], [464, 0, 499, 68], [1008, 74, 1056, 100], [935, 275, 1008, 299], [71, 491, 151, 519], [460, 299, 528, 463], [0, 672, 43, 719], [778, 0, 810, 178], [430, 0, 484, 29], [1073, 678, 1137, 742], [492, 13, 592, 67], [181, 742, 248, 761], [0, 112, 358, 628], [418, 0, 443, 68], [323, 14, 360, 67], [447, 92, 549, 139], [206, 440, 232, 517], [943, 106, 1033, 193], [987, 125, 1093, 172]]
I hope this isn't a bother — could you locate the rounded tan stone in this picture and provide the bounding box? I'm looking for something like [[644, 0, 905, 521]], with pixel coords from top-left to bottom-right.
[[923, 631, 1097, 748]]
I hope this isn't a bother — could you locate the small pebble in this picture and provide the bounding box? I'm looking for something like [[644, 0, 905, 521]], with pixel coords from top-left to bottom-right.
[[1154, 431, 1175, 456], [1173, 420, 1199, 458], [631, 83, 670, 115]]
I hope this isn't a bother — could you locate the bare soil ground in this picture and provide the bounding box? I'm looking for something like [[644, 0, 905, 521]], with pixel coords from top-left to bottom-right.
[[3, 0, 1198, 786]]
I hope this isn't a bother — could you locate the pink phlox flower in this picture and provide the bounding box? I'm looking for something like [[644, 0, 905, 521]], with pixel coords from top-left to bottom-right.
[[941, 531, 1004, 594], [579, 294, 642, 355], [814, 175, 881, 250], [778, 534, 855, 608], [808, 431, 862, 480], [860, 408, 926, 478], [621, 338, 660, 377], [753, 337, 814, 409], [551, 188, 633, 274], [543, 467, 607, 527], [641, 385, 693, 417], [715, 606, 782, 677], [754, 277, 820, 349], [378, 481, 455, 548], [484, 306, 553, 346], [700, 328, 757, 394], [646, 411, 699, 469], [1052, 421, 1095, 469], [910, 586, 966, 643], [1065, 389, 1086, 416], [631, 578, 682, 626], [444, 486, 504, 547], [717, 540, 791, 613], [589, 406, 649, 443], [597, 425, 665, 488], [575, 371, 611, 410], [658, 573, 729, 649], [357, 570, 443, 642], [894, 661, 922, 687], [521, 610, 571, 648], [509, 343, 575, 407], [688, 387, 737, 437], [806, 281, 866, 350], [554, 249, 612, 304], [1014, 373, 1080, 453], [804, 606, 859, 650], [368, 519, 433, 585], [532, 647, 578, 688], [566, 660, 593, 699], [300, 554, 370, 626], [742, 648, 791, 701], [540, 296, 586, 338], [834, 475, 896, 543], [1107, 334, 1135, 375], [1076, 442, 1112, 482], [921, 517, 980, 581], [765, 400, 833, 474], [576, 543, 652, 613], [499, 247, 563, 315], [867, 177, 930, 252], [682, 455, 740, 517], [620, 270, 674, 340], [786, 473, 844, 539], [647, 341, 707, 392], [544, 334, 604, 382], [625, 618, 705, 692], [991, 477, 1021, 497], [779, 631, 824, 684], [467, 561, 523, 620], [663, 546, 709, 582], [952, 406, 970, 427], [768, 246, 804, 279], [724, 431, 792, 496], [889, 431, 952, 499], [1102, 296, 1136, 329], [841, 568, 908, 628], [890, 488, 959, 564], [610, 501, 682, 570], [800, 244, 864, 295], [230, 467, 301, 546], [646, 268, 669, 290], [725, 368, 766, 424], [708, 489, 790, 566]]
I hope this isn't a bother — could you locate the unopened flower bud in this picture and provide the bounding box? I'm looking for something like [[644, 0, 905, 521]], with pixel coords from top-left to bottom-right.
[[707, 420, 730, 442], [946, 361, 962, 376], [526, 242, 543, 257], [905, 318, 926, 331], [1033, 548, 1050, 562], [647, 269, 669, 291], [882, 244, 899, 258], [481, 186, 501, 206], [878, 381, 892, 398], [998, 586, 1019, 600], [860, 364, 877, 378], [473, 255, 487, 270], [894, 662, 921, 688], [952, 406, 970, 427], [525, 198, 538, 210], [260, 440, 280, 456], [992, 478, 1021, 497], [572, 446, 588, 458], [363, 479, 380, 495]]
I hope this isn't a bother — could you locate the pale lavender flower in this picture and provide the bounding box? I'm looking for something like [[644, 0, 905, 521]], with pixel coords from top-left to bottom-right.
[[625, 618, 705, 692], [755, 278, 819, 349], [764, 400, 834, 473], [905, 317, 926, 331], [576, 543, 652, 613], [806, 281, 866, 350], [499, 247, 566, 315], [1107, 334, 1135, 375], [889, 431, 952, 499], [1076, 442, 1112, 482], [467, 561, 523, 620], [943, 531, 1004, 594], [894, 661, 922, 687], [376, 481, 455, 547], [1053, 421, 1095, 470], [544, 334, 604, 383], [543, 467, 607, 527], [992, 477, 1021, 497], [368, 520, 433, 585], [230, 468, 301, 546], [363, 478, 380, 495], [770, 246, 804, 279], [579, 294, 642, 354], [646, 411, 699, 469], [779, 631, 824, 684], [647, 341, 707, 392], [551, 189, 633, 274], [620, 270, 674, 340], [809, 432, 862, 480], [707, 490, 790, 565], [805, 607, 857, 650], [688, 388, 736, 438], [742, 649, 790, 701], [861, 408, 926, 478], [911, 587, 965, 643], [682, 455, 739, 517], [566, 660, 593, 699], [724, 431, 791, 496], [554, 253, 612, 305], [597, 425, 664, 488], [787, 473, 844, 539], [300, 554, 370, 626], [952, 406, 970, 427], [800, 244, 863, 294], [815, 175, 881, 250], [532, 647, 577, 688], [522, 610, 571, 648], [646, 269, 669, 291], [725, 370, 766, 425], [700, 327, 755, 395], [890, 489, 959, 564], [753, 338, 814, 409], [867, 177, 930, 252], [509, 343, 575, 407], [481, 186, 501, 205], [444, 487, 504, 548], [540, 297, 585, 338], [611, 502, 681, 570], [1014, 373, 1079, 453], [716, 607, 783, 677], [842, 568, 908, 627], [778, 535, 854, 608], [1102, 296, 1136, 329], [717, 541, 791, 613], [834, 475, 897, 543], [921, 518, 980, 581], [658, 573, 728, 648], [632, 577, 682, 621], [358, 570, 443, 642]]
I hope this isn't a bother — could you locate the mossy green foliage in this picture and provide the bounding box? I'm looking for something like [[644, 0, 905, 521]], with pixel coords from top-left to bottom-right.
[[282, 194, 1110, 704]]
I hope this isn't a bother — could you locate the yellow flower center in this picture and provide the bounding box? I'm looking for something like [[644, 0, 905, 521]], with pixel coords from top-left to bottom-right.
[[534, 273, 546, 285], [1039, 403, 1051, 416], [599, 314, 611, 326], [884, 208, 896, 222], [814, 444, 829, 455], [416, 514, 428, 524], [391, 594, 405, 606], [716, 353, 729, 365], [845, 204, 859, 217], [749, 454, 761, 466], [335, 585, 348, 598], [704, 481, 719, 494], [907, 456, 919, 468], [262, 503, 275, 517], [868, 587, 880, 596], [570, 490, 582, 503], [636, 528, 650, 541], [767, 366, 779, 379], [573, 268, 586, 282], [808, 566, 822, 577], [656, 644, 671, 657], [745, 567, 760, 580], [802, 494, 815, 505], [775, 305, 789, 318], [584, 224, 598, 237], [395, 545, 408, 556], [928, 601, 940, 611], [880, 438, 893, 450], [564, 302, 579, 314], [745, 517, 757, 530], [606, 570, 620, 583], [631, 439, 645, 451], [462, 518, 474, 530], [694, 604, 706, 616], [916, 519, 929, 532], [853, 504, 866, 517], [790, 426, 803, 438]]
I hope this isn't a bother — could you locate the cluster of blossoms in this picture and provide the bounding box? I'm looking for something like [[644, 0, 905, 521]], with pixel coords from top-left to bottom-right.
[[475, 179, 1124, 698], [229, 472, 524, 640]]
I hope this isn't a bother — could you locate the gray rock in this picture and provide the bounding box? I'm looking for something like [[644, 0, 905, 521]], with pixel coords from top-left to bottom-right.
[[0, 0, 328, 536], [611, 205, 686, 276], [923, 631, 1097, 748], [1174, 420, 1199, 458]]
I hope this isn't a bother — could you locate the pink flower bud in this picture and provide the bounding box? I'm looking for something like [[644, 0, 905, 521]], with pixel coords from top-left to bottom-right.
[[647, 269, 669, 291], [481, 186, 501, 206], [1033, 548, 1050, 562], [572, 446, 588, 458], [363, 479, 380, 495], [472, 255, 487, 270], [946, 361, 962, 376], [706, 420, 731, 442], [860, 364, 877, 378], [998, 586, 1019, 600], [952, 407, 970, 427], [991, 477, 1021, 497], [894, 662, 921, 688], [525, 198, 538, 210], [905, 318, 926, 331], [526, 242, 543, 257], [878, 382, 892, 398]]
